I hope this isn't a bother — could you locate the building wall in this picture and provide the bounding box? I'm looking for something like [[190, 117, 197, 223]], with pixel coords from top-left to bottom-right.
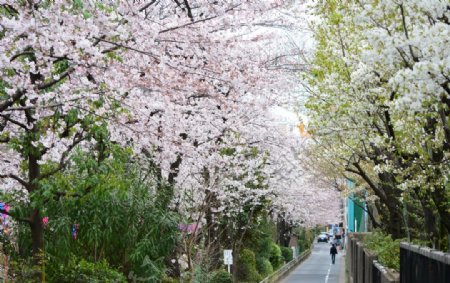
[[346, 179, 367, 232]]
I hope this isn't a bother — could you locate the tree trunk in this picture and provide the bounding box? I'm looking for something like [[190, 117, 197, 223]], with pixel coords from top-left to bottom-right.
[[27, 152, 45, 281], [385, 202, 404, 239], [378, 171, 405, 239], [231, 241, 238, 282], [432, 185, 450, 240], [29, 208, 44, 281], [30, 209, 44, 258], [413, 189, 440, 247], [277, 213, 290, 247], [205, 190, 220, 270], [164, 156, 182, 278]]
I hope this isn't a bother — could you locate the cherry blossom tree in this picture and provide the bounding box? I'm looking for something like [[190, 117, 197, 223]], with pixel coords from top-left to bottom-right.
[[305, 0, 450, 246], [1, 1, 328, 277]]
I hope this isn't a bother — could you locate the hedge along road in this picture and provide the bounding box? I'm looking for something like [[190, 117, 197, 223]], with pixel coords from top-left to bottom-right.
[[280, 242, 345, 283]]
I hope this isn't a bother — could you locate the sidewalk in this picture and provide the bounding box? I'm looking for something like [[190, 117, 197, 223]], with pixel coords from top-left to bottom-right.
[[339, 249, 346, 283]]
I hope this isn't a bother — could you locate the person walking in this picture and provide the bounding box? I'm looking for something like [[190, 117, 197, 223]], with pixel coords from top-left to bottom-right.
[[330, 244, 338, 264]]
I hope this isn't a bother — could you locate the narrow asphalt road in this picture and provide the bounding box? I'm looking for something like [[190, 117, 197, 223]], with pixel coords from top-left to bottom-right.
[[280, 242, 346, 283]]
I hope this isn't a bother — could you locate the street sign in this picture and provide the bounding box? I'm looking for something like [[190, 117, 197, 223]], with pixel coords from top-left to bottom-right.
[[224, 249, 233, 272], [224, 249, 233, 264]]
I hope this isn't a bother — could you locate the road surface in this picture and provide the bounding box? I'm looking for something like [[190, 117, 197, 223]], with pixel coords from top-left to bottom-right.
[[280, 242, 345, 283]]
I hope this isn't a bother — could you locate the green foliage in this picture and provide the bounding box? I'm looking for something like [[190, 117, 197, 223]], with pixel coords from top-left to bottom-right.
[[268, 243, 283, 271], [364, 231, 401, 271], [296, 227, 315, 253], [11, 145, 178, 281], [187, 268, 232, 283], [48, 258, 126, 283], [210, 269, 233, 283], [3, 256, 39, 283], [255, 237, 273, 259], [255, 257, 273, 278], [191, 265, 211, 283], [237, 249, 261, 283], [161, 276, 179, 283], [280, 246, 293, 262]]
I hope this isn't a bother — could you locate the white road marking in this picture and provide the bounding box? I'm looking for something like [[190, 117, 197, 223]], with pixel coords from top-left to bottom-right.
[[325, 263, 332, 283]]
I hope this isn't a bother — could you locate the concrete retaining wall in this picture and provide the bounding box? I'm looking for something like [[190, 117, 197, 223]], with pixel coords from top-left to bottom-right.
[[259, 249, 311, 283]]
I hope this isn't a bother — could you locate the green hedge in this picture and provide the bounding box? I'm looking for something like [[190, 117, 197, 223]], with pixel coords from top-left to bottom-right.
[[211, 269, 233, 283], [237, 249, 261, 282], [256, 257, 273, 277], [280, 246, 293, 262], [48, 258, 126, 283], [268, 243, 284, 270]]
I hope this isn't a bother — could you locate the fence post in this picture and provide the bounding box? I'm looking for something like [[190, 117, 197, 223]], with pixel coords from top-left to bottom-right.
[[364, 248, 377, 283]]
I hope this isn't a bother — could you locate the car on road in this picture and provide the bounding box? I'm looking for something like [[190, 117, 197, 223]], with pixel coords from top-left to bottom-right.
[[317, 232, 328, 243]]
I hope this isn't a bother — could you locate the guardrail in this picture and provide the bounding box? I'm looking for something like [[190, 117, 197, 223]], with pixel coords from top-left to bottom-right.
[[259, 249, 311, 283]]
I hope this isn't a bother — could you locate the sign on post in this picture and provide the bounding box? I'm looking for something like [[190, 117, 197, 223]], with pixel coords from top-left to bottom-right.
[[223, 249, 233, 273], [291, 246, 296, 258]]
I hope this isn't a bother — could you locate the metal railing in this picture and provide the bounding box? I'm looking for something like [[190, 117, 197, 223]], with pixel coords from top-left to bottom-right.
[[259, 249, 311, 283]]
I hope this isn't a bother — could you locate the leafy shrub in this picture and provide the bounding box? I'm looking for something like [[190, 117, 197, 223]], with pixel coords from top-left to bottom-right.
[[256, 257, 273, 277], [211, 269, 233, 283], [48, 258, 126, 282], [4, 256, 38, 283], [280, 247, 293, 262], [161, 276, 179, 283], [268, 243, 284, 270], [191, 265, 211, 283], [296, 227, 314, 253], [237, 249, 260, 282], [37, 147, 178, 281], [256, 237, 273, 259], [364, 231, 401, 271]]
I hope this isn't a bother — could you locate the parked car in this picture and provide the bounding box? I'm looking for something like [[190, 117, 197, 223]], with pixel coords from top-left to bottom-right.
[[317, 232, 328, 243]]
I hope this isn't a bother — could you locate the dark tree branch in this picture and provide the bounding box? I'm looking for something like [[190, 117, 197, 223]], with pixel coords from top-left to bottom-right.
[[440, 80, 450, 102], [37, 67, 74, 90], [183, 0, 194, 21], [0, 208, 31, 223], [19, 99, 36, 125], [399, 3, 419, 63], [0, 173, 31, 191], [347, 162, 388, 202], [93, 37, 159, 62], [168, 154, 182, 185], [0, 89, 25, 113], [383, 109, 396, 140], [138, 0, 157, 12], [3, 98, 81, 111], [0, 4, 19, 15], [39, 131, 85, 180], [10, 51, 35, 62], [0, 114, 29, 129], [160, 4, 242, 33], [395, 47, 412, 69]]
